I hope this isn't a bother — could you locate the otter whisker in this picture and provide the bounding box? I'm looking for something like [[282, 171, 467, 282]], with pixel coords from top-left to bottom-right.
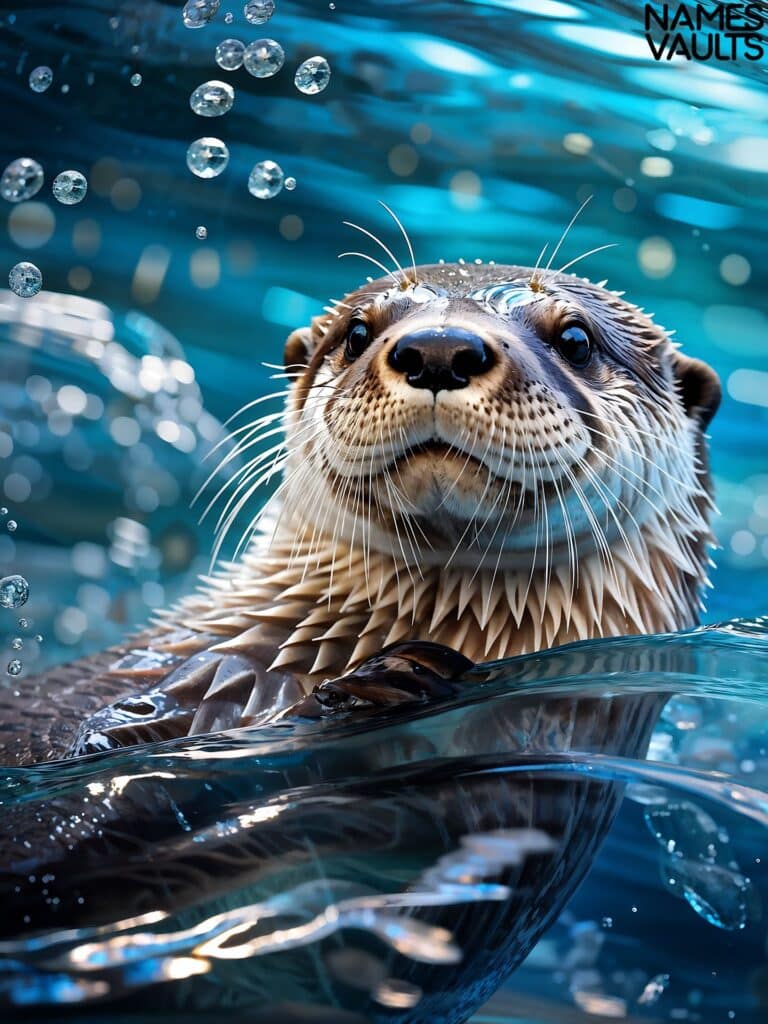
[[544, 195, 592, 273], [473, 424, 515, 585], [343, 220, 405, 279], [576, 409, 697, 489], [530, 243, 548, 288], [577, 406, 697, 463], [547, 440, 620, 596], [199, 410, 286, 484], [338, 251, 401, 284], [556, 243, 619, 276], [567, 443, 648, 581], [379, 201, 418, 282], [222, 388, 292, 428], [198, 426, 289, 521], [214, 413, 333, 565]]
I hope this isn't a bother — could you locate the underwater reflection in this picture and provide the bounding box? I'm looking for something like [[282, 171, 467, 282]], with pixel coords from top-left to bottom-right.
[[0, 620, 766, 1021]]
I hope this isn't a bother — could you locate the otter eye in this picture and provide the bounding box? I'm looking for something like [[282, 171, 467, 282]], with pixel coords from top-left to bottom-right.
[[556, 324, 592, 368], [344, 318, 373, 360]]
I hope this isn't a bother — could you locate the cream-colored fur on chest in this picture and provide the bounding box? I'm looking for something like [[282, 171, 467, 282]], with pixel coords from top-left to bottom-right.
[[166, 500, 712, 690]]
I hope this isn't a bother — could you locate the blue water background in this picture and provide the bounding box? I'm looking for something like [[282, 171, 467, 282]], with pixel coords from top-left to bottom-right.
[[0, 1, 767, 1021]]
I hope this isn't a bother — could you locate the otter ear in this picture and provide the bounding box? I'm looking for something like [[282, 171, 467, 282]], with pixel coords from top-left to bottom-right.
[[671, 350, 721, 430], [283, 326, 313, 370], [284, 313, 329, 369]]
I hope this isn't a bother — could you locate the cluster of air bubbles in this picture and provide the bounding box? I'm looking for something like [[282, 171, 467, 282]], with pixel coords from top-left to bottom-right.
[[52, 170, 88, 205], [28, 65, 53, 93], [248, 160, 284, 199], [215, 38, 245, 71], [187, 137, 230, 178], [244, 0, 275, 24], [180, 0, 322, 198], [0, 575, 29, 610], [294, 56, 331, 94], [182, 0, 221, 28], [9, 262, 43, 299], [190, 80, 234, 116], [130, 72, 142, 87], [1, 158, 44, 203], [244, 38, 284, 77], [195, 225, 208, 239]]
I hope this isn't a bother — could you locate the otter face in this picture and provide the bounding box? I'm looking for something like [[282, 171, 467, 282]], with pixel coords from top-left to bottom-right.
[[282, 264, 720, 572]]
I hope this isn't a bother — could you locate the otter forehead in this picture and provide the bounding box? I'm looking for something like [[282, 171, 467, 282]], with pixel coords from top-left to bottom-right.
[[307, 264, 672, 402]]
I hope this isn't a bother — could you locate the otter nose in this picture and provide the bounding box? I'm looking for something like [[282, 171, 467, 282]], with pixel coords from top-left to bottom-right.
[[387, 328, 494, 393]]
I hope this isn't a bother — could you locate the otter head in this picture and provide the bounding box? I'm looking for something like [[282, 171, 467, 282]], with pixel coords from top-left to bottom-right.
[[282, 264, 720, 610]]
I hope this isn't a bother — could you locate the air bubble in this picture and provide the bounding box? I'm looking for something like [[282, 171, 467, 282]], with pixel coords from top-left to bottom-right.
[[0, 575, 30, 609], [244, 0, 274, 24], [1, 158, 44, 203], [9, 263, 42, 299], [186, 137, 230, 178], [294, 56, 331, 95], [248, 160, 284, 199], [182, 0, 221, 28], [6, 659, 22, 677], [29, 66, 53, 93], [52, 170, 88, 205], [243, 39, 284, 78], [190, 80, 234, 116], [215, 38, 245, 71]]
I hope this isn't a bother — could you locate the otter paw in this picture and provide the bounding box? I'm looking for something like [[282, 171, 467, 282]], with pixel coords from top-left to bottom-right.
[[282, 641, 474, 719]]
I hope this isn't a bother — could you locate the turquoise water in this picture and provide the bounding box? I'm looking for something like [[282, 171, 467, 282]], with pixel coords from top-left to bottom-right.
[[0, 0, 767, 1020]]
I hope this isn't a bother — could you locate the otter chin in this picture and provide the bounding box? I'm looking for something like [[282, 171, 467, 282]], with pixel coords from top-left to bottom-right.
[[0, 262, 721, 763]]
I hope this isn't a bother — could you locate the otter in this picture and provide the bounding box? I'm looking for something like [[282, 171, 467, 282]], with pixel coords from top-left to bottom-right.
[[0, 260, 720, 765], [0, 261, 722, 1014]]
